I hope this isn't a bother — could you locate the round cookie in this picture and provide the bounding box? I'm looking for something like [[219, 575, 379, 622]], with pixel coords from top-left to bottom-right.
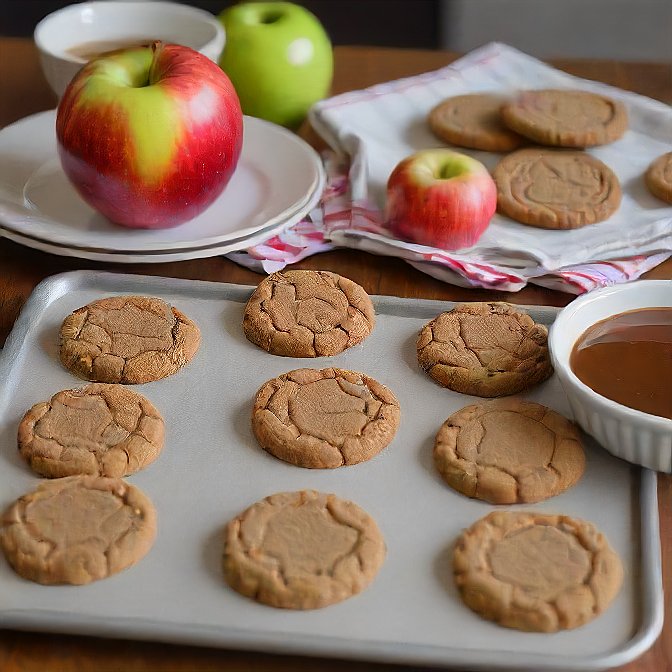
[[252, 367, 400, 468], [416, 302, 553, 397], [434, 399, 585, 504], [500, 89, 628, 147], [223, 490, 386, 609], [494, 148, 621, 229], [0, 475, 156, 585], [18, 384, 165, 478], [428, 93, 526, 152], [453, 511, 623, 632], [243, 270, 375, 357], [645, 152, 672, 204], [59, 295, 201, 384]]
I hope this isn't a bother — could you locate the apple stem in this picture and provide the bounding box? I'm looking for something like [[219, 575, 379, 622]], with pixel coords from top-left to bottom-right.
[[148, 40, 164, 86]]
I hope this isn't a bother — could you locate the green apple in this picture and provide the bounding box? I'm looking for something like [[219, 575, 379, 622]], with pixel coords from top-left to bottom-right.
[[218, 1, 333, 129]]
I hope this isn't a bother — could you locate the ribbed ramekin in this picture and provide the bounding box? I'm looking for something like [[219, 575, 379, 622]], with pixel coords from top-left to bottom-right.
[[549, 280, 672, 472]]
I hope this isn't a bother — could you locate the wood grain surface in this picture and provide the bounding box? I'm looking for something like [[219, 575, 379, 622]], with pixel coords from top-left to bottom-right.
[[0, 37, 670, 672]]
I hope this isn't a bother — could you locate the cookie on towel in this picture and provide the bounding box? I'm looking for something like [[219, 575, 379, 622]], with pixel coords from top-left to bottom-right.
[[494, 148, 621, 229], [416, 302, 553, 397], [645, 151, 672, 204], [252, 367, 400, 468], [500, 89, 628, 147], [453, 510, 624, 632], [434, 399, 585, 504], [59, 295, 201, 384], [428, 93, 525, 152], [243, 270, 375, 357], [18, 383, 165, 478], [0, 475, 156, 585], [223, 490, 386, 609]]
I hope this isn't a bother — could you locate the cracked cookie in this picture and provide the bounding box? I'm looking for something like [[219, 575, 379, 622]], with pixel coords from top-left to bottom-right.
[[223, 490, 386, 609], [243, 270, 375, 357], [645, 152, 672, 204], [252, 368, 400, 468], [18, 384, 165, 478], [434, 399, 585, 504], [453, 510, 623, 632], [500, 89, 628, 147], [0, 475, 156, 585], [428, 93, 525, 153], [494, 148, 621, 229], [59, 295, 201, 384], [416, 302, 553, 397]]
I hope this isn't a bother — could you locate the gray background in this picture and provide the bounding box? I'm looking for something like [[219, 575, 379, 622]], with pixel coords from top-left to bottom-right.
[[2, 0, 671, 60]]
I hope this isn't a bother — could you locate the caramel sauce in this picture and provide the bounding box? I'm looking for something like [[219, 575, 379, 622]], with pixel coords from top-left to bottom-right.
[[570, 307, 672, 420]]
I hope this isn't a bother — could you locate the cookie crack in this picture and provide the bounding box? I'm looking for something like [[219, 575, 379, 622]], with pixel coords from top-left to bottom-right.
[[259, 299, 293, 335], [70, 311, 88, 341]]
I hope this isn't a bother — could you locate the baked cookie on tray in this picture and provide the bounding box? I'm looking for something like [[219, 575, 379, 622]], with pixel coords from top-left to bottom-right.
[[453, 511, 624, 632], [500, 89, 628, 147], [223, 490, 386, 609], [416, 302, 553, 397], [0, 475, 156, 585], [243, 270, 375, 357], [252, 367, 400, 468], [428, 93, 526, 152], [18, 384, 165, 478], [645, 151, 672, 204], [59, 295, 201, 384], [494, 148, 621, 229], [434, 399, 585, 504]]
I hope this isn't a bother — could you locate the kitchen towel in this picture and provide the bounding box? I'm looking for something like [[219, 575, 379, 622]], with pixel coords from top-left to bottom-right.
[[228, 42, 672, 293]]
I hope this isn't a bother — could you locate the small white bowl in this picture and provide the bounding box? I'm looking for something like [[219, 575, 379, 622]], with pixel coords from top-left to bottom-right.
[[549, 280, 672, 472], [34, 0, 226, 98]]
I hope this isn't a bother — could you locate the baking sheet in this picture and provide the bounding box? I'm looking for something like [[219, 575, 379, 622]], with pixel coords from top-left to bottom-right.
[[0, 271, 663, 671]]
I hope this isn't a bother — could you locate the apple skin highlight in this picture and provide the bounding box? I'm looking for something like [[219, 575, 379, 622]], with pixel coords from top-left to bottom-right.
[[56, 43, 243, 229], [385, 149, 497, 250]]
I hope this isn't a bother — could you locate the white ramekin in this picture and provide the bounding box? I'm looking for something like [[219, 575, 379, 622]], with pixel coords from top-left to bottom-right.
[[34, 1, 226, 98], [549, 280, 672, 472]]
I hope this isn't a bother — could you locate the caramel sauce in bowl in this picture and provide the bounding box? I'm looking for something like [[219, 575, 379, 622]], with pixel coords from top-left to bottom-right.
[[549, 280, 672, 472], [570, 308, 672, 420]]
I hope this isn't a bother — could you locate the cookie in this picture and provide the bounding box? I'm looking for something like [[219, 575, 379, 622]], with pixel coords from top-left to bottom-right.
[[0, 475, 156, 585], [494, 148, 621, 229], [416, 302, 553, 397], [223, 490, 386, 609], [434, 399, 585, 504], [252, 367, 400, 468], [428, 93, 525, 152], [500, 89, 628, 147], [645, 152, 672, 204], [59, 295, 201, 384], [453, 511, 623, 632], [243, 270, 375, 357], [18, 384, 165, 478]]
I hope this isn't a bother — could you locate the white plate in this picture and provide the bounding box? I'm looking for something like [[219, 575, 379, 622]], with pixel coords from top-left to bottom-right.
[[0, 169, 324, 263], [0, 110, 324, 252]]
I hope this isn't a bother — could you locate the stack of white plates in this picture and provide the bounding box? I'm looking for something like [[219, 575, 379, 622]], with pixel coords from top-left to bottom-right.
[[0, 111, 325, 263]]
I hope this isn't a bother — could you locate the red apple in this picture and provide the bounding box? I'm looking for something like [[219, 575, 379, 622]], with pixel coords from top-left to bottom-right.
[[56, 42, 243, 229], [385, 149, 496, 250]]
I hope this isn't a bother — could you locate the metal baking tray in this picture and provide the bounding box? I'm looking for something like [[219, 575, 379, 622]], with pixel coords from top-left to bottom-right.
[[0, 271, 663, 671]]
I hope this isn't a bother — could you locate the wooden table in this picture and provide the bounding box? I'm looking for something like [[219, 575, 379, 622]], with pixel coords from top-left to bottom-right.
[[0, 37, 670, 672]]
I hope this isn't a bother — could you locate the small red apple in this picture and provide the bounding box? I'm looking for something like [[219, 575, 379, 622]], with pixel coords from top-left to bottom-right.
[[385, 149, 497, 250], [56, 42, 243, 229]]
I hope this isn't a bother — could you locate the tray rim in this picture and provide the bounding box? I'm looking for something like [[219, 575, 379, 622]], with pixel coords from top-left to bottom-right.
[[0, 269, 664, 672]]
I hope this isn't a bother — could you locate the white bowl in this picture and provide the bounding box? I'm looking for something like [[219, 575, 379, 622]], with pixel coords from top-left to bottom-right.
[[34, 1, 225, 98], [549, 280, 672, 472]]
